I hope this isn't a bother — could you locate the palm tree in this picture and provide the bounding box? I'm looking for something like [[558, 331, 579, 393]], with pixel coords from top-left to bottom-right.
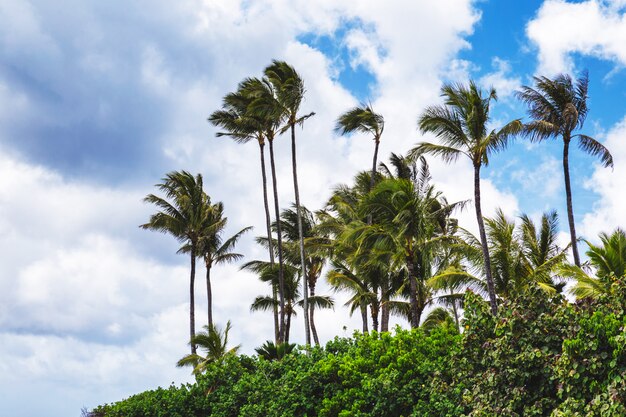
[[411, 81, 522, 315], [176, 321, 240, 375], [516, 72, 613, 267], [335, 104, 384, 192], [358, 175, 458, 328], [275, 205, 328, 345], [255, 341, 296, 361], [242, 76, 290, 342], [141, 171, 208, 354], [209, 87, 280, 342], [245, 259, 333, 343], [561, 228, 626, 298], [192, 201, 252, 329], [265, 60, 315, 345]]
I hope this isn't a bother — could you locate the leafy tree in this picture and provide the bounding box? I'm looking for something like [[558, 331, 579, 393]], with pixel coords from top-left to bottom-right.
[[141, 171, 208, 354], [265, 60, 316, 345], [411, 81, 522, 315], [516, 72, 613, 267], [176, 321, 240, 375]]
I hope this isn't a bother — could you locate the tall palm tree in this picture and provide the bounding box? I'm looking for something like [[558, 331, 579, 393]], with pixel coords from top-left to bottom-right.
[[192, 202, 252, 329], [209, 87, 280, 343], [176, 321, 240, 375], [265, 60, 315, 345], [141, 171, 208, 354], [335, 104, 384, 192], [242, 76, 289, 342], [516, 72, 613, 267], [411, 81, 522, 315]]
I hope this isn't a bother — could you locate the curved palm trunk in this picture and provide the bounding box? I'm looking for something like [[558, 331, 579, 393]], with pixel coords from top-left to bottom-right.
[[290, 123, 311, 345], [406, 254, 420, 328], [189, 244, 197, 355], [205, 263, 213, 329], [258, 142, 279, 343], [563, 137, 581, 267], [268, 137, 287, 342], [309, 278, 320, 345], [474, 164, 498, 315]]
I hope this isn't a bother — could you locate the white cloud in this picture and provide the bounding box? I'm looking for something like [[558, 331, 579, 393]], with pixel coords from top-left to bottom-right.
[[479, 57, 522, 99], [581, 116, 626, 241], [527, 0, 626, 75]]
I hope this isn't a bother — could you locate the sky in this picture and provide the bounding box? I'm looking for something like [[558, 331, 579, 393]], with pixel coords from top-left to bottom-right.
[[1, 0, 626, 415]]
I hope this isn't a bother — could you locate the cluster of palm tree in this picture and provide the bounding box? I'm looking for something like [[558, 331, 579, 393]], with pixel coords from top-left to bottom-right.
[[209, 60, 315, 345], [143, 62, 620, 359], [141, 171, 250, 354]]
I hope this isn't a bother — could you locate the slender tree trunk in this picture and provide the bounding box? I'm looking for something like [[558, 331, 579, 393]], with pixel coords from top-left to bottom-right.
[[258, 142, 279, 343], [206, 263, 213, 329], [370, 301, 379, 332], [474, 164, 498, 315], [380, 291, 390, 332], [563, 137, 581, 267], [309, 278, 320, 345], [285, 309, 292, 344], [451, 292, 460, 333], [361, 303, 369, 333], [370, 139, 380, 191], [290, 123, 311, 345], [406, 254, 420, 328], [189, 244, 197, 355], [268, 136, 286, 343]]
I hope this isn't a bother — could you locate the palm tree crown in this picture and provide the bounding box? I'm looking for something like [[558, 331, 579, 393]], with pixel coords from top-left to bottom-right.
[[411, 80, 522, 315], [141, 171, 209, 354], [516, 72, 613, 267]]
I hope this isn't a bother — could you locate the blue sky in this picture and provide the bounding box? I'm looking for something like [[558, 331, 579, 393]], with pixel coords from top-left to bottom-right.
[[1, 1, 626, 416]]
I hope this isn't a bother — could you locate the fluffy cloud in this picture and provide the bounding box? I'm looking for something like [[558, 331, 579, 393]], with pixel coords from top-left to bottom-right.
[[581, 116, 626, 240], [527, 0, 626, 75]]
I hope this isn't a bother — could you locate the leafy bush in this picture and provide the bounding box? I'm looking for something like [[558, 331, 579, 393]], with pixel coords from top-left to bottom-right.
[[93, 278, 626, 417]]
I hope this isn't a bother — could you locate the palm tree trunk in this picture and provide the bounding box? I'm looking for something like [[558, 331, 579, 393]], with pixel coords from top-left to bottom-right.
[[406, 255, 420, 328], [258, 142, 279, 343], [205, 263, 213, 329], [189, 244, 197, 355], [370, 302, 379, 332], [474, 164, 498, 315], [370, 139, 380, 191], [380, 291, 390, 332], [285, 309, 292, 344], [309, 279, 320, 345], [450, 291, 460, 333], [290, 123, 311, 345], [268, 136, 287, 343], [360, 303, 369, 333], [563, 137, 581, 267]]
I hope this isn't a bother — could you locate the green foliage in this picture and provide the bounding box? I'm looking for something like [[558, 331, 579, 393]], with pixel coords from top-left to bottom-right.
[[93, 278, 626, 417]]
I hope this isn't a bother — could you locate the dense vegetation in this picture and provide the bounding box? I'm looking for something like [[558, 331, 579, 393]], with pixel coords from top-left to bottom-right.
[[93, 61, 624, 415], [92, 277, 626, 416]]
